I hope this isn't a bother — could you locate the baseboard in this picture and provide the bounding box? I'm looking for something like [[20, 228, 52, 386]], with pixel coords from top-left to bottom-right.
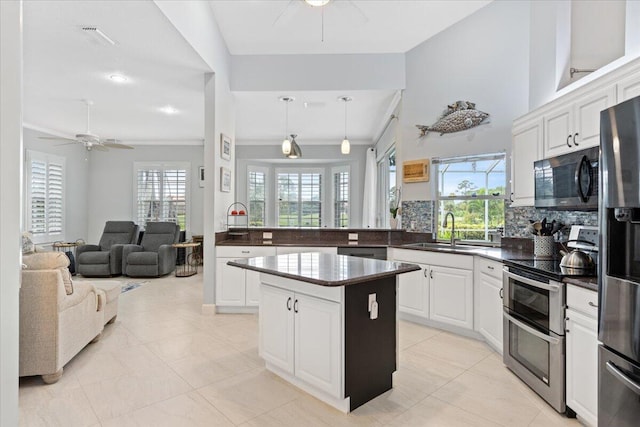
[[399, 312, 484, 341], [201, 304, 216, 315]]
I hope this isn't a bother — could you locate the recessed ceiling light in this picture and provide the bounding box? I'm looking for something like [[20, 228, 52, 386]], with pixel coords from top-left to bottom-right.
[[109, 74, 128, 83], [158, 105, 178, 115]]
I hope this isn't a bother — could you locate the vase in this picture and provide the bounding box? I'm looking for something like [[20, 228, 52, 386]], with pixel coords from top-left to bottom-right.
[[390, 217, 398, 229], [534, 235, 555, 258]]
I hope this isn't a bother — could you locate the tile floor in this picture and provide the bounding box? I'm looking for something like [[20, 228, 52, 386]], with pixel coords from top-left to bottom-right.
[[19, 274, 583, 426]]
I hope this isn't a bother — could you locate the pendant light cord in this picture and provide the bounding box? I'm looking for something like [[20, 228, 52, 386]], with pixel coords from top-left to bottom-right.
[[344, 98, 347, 139], [285, 99, 289, 139]]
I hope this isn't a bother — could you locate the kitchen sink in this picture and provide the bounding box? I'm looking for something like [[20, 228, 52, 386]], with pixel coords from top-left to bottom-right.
[[402, 242, 483, 252]]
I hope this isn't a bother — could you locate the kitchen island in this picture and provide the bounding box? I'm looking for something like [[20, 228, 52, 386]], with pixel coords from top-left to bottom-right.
[[228, 252, 420, 412]]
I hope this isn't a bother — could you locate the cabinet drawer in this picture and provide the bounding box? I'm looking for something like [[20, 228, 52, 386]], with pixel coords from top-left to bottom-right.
[[391, 248, 473, 269], [475, 257, 502, 280], [567, 284, 598, 318], [216, 246, 276, 258]]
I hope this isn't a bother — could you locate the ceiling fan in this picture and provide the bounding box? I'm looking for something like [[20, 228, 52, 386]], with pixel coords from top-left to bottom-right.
[[38, 100, 134, 151]]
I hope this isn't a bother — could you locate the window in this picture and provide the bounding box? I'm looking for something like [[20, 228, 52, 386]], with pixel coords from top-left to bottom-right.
[[434, 153, 506, 242], [376, 147, 396, 227], [332, 166, 349, 228], [26, 150, 65, 243], [277, 170, 322, 227], [248, 167, 267, 226], [134, 162, 189, 230]]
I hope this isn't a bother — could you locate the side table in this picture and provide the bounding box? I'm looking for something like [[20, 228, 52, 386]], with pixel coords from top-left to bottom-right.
[[52, 242, 80, 275], [172, 242, 202, 277]]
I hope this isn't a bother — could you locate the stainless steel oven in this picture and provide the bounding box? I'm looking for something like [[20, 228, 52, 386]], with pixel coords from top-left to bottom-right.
[[503, 266, 566, 413]]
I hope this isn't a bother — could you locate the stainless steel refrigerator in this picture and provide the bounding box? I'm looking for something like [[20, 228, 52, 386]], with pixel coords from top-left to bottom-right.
[[599, 95, 640, 426]]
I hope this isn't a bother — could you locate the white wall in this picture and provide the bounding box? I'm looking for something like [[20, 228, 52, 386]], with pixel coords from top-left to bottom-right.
[[23, 127, 90, 242], [86, 145, 204, 243], [231, 53, 405, 91], [0, 1, 22, 423], [401, 0, 530, 201], [235, 144, 368, 228]]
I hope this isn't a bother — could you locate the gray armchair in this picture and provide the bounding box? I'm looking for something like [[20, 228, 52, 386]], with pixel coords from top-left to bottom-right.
[[122, 222, 180, 277], [76, 221, 139, 277]]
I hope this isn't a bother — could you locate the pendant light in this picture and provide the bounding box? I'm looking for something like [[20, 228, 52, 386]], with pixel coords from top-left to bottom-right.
[[288, 134, 302, 159], [339, 96, 352, 155], [280, 96, 295, 155]]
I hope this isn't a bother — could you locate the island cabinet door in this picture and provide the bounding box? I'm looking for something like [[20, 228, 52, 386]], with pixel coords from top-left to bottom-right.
[[398, 265, 429, 318], [216, 259, 246, 306], [294, 293, 342, 398], [259, 284, 295, 374], [429, 265, 474, 329]]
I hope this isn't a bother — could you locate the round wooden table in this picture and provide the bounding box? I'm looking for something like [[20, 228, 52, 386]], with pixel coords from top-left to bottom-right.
[[172, 242, 202, 277]]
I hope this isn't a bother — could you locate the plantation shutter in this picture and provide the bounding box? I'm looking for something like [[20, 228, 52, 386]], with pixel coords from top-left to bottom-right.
[[134, 162, 189, 230], [27, 151, 65, 243]]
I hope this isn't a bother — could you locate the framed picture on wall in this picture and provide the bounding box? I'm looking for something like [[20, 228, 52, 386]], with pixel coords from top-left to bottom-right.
[[220, 134, 232, 161], [220, 167, 231, 192], [198, 166, 205, 188]]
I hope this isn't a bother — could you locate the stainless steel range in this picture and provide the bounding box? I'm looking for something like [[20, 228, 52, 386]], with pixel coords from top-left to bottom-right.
[[503, 236, 598, 414]]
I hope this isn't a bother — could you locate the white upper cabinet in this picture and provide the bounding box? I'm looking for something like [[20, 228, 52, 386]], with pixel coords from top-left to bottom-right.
[[544, 86, 616, 157], [617, 69, 640, 102], [511, 117, 542, 207]]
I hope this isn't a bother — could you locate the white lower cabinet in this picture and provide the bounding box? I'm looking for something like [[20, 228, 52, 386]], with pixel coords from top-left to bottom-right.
[[215, 246, 276, 310], [566, 285, 598, 426], [473, 258, 504, 352], [397, 264, 429, 318], [260, 283, 342, 398], [390, 248, 473, 331], [429, 265, 473, 329]]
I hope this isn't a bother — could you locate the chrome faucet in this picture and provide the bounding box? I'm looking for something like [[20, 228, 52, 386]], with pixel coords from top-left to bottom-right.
[[442, 212, 456, 247]]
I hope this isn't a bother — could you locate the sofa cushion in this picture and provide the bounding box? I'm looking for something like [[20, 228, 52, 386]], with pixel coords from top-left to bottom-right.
[[23, 252, 73, 295], [127, 251, 158, 265], [78, 251, 110, 264]]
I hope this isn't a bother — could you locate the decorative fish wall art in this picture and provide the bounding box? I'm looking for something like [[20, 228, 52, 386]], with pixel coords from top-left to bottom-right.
[[416, 100, 490, 137]]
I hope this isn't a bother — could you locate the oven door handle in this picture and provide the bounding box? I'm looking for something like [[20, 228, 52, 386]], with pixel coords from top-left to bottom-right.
[[503, 269, 560, 292], [606, 361, 640, 396], [503, 311, 560, 345]]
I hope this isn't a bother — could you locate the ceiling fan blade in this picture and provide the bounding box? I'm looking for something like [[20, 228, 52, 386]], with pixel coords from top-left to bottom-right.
[[38, 136, 77, 142], [90, 144, 109, 152], [54, 142, 79, 147], [103, 142, 134, 150], [102, 138, 134, 149]]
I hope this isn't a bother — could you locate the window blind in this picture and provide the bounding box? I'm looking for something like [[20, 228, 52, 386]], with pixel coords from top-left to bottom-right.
[[26, 151, 65, 243], [134, 162, 189, 230]]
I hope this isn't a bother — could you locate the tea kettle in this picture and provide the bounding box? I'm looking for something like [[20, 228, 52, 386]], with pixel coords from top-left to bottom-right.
[[559, 240, 596, 270]]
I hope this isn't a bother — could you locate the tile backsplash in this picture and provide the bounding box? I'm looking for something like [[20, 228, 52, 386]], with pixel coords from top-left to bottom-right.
[[400, 199, 598, 241], [504, 205, 598, 239], [400, 200, 435, 233]]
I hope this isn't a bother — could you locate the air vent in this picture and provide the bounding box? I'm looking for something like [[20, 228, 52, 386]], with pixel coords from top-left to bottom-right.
[[81, 26, 116, 46]]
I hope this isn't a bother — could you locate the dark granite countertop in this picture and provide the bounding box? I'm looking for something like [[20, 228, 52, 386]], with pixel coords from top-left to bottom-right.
[[389, 244, 532, 263], [227, 253, 421, 287], [218, 241, 389, 247], [564, 277, 598, 292]]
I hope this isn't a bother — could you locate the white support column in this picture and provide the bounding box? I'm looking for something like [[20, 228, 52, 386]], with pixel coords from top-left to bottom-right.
[[203, 72, 216, 310], [0, 0, 23, 425]]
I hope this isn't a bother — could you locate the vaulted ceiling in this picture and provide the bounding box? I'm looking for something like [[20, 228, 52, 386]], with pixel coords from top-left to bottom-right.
[[23, 0, 491, 145]]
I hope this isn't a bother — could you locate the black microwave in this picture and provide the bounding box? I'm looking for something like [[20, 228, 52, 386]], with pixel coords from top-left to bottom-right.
[[534, 146, 599, 210]]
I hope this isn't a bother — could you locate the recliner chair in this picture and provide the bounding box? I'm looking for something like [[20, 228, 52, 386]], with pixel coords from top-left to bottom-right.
[[76, 221, 139, 277], [122, 222, 180, 277]]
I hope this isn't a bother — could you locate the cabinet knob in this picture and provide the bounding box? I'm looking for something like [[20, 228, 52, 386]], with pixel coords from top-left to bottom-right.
[[430, 270, 434, 279], [286, 297, 292, 311], [566, 329, 570, 333], [241, 251, 250, 254], [423, 269, 428, 278], [573, 132, 579, 146], [294, 299, 299, 313], [566, 135, 572, 147], [499, 288, 504, 299], [487, 265, 495, 270], [588, 301, 598, 308]]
